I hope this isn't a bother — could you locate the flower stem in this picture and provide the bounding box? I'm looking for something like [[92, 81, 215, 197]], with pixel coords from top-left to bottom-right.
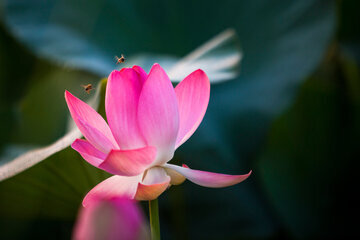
[[149, 198, 161, 240]]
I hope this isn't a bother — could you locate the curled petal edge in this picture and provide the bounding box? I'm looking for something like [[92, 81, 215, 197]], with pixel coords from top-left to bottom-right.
[[98, 146, 157, 176], [164, 163, 251, 188]]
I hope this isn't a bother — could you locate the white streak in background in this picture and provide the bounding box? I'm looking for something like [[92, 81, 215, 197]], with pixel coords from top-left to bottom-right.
[[0, 81, 104, 181], [0, 129, 81, 181], [167, 29, 243, 83], [124, 29, 243, 84]]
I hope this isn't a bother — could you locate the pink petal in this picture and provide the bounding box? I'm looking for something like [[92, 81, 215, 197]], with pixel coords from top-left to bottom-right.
[[98, 146, 157, 176], [135, 167, 170, 201], [74, 197, 148, 240], [105, 69, 146, 150], [164, 164, 251, 188], [132, 65, 148, 85], [83, 175, 142, 207], [65, 91, 118, 152], [71, 139, 106, 167], [77, 118, 118, 153], [175, 69, 210, 148], [137, 64, 179, 164]]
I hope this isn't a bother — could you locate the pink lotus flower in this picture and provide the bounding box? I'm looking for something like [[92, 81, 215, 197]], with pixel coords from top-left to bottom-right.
[[65, 63, 251, 207], [73, 196, 149, 240]]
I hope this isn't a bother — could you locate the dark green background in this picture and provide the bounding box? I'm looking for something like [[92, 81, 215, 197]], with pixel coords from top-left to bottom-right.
[[0, 0, 359, 239]]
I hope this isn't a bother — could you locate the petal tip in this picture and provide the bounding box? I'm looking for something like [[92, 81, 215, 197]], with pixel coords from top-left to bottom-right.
[[194, 69, 210, 85], [71, 138, 83, 149], [150, 63, 164, 73], [109, 69, 121, 78], [82, 196, 89, 208], [64, 90, 73, 100], [194, 69, 205, 75], [148, 63, 168, 79], [109, 68, 137, 81], [238, 170, 252, 182], [132, 65, 142, 70], [65, 90, 82, 106], [192, 68, 207, 77], [64, 90, 78, 109], [120, 68, 134, 73]]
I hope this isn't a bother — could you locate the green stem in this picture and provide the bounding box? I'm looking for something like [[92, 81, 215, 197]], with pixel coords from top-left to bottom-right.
[[149, 198, 161, 240]]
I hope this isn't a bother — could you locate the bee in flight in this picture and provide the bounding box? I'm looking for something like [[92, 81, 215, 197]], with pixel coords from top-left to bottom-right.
[[115, 54, 126, 64], [81, 84, 94, 94]]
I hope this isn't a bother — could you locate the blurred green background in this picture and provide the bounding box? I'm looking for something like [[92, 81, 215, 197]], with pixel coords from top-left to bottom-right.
[[0, 0, 359, 239]]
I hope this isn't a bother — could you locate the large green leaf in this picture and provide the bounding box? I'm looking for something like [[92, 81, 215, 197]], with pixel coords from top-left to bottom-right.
[[0, 0, 336, 239], [258, 52, 360, 238]]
